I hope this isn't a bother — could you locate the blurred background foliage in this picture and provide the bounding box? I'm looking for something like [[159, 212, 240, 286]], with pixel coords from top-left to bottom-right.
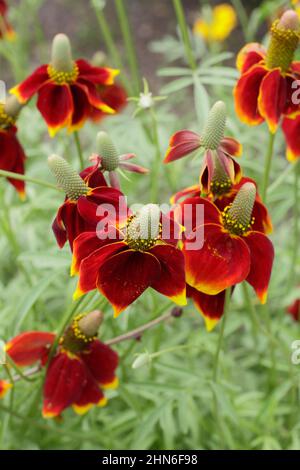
[[0, 0, 300, 450]]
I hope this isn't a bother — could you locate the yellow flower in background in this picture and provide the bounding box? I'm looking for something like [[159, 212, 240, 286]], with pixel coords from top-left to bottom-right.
[[193, 3, 237, 42]]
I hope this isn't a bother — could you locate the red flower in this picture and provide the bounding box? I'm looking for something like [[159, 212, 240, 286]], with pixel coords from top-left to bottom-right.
[[0, 380, 12, 399], [5, 312, 119, 418], [0, 1, 14, 40], [0, 101, 26, 198], [10, 34, 119, 136], [89, 83, 127, 122], [234, 11, 300, 133], [282, 115, 300, 161], [287, 298, 300, 321], [178, 182, 274, 309], [164, 101, 242, 195], [187, 285, 229, 332], [49, 155, 128, 250], [72, 204, 186, 317]]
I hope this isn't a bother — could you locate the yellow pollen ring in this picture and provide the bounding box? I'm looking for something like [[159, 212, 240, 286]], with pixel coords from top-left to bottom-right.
[[0, 104, 15, 129], [47, 63, 79, 85]]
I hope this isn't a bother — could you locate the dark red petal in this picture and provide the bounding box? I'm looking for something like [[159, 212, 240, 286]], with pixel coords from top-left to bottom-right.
[[236, 43, 266, 73], [37, 83, 73, 137], [57, 200, 88, 250], [43, 352, 86, 418], [187, 285, 226, 331], [184, 223, 251, 295], [170, 185, 200, 205], [234, 64, 267, 125], [97, 249, 161, 316], [81, 340, 119, 386], [10, 65, 49, 103], [68, 84, 90, 132], [220, 137, 242, 157], [6, 332, 55, 367], [244, 231, 274, 304], [164, 140, 201, 164], [74, 241, 128, 299], [52, 204, 67, 249], [72, 370, 106, 415], [80, 165, 107, 187], [90, 83, 127, 122], [282, 116, 300, 162], [149, 244, 186, 305], [76, 59, 118, 85], [258, 69, 287, 133], [0, 127, 26, 197], [287, 299, 300, 321]]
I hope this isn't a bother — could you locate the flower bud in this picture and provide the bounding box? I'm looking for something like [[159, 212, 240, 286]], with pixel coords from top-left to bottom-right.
[[48, 154, 89, 200], [201, 101, 226, 150], [51, 33, 74, 73], [77, 310, 104, 337], [96, 131, 119, 171], [132, 352, 151, 369]]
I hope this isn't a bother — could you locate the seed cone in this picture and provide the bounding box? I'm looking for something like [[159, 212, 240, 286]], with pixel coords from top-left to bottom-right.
[[210, 151, 232, 195], [96, 131, 119, 171], [4, 95, 23, 119], [201, 101, 226, 150], [265, 10, 300, 73], [48, 154, 88, 200], [51, 33, 74, 73], [77, 310, 104, 337], [228, 182, 256, 229]]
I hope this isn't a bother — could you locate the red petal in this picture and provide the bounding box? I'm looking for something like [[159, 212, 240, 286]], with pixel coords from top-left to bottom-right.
[[68, 84, 90, 132], [6, 332, 55, 367], [187, 285, 226, 331], [282, 116, 300, 162], [164, 140, 201, 164], [76, 80, 115, 114], [234, 64, 267, 125], [150, 244, 187, 305], [170, 185, 200, 205], [0, 380, 12, 399], [81, 340, 119, 386], [74, 241, 127, 298], [184, 223, 251, 295], [37, 83, 73, 137], [10, 65, 49, 103], [244, 231, 274, 304], [80, 165, 107, 187], [72, 371, 106, 415], [0, 127, 26, 197], [90, 83, 127, 122], [77, 60, 119, 85], [287, 299, 300, 321], [97, 249, 161, 316], [236, 43, 266, 73], [43, 352, 86, 418], [258, 69, 287, 133], [220, 137, 242, 157]]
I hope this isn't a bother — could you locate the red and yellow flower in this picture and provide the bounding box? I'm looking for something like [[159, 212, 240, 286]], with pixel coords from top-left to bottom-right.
[[234, 10, 300, 133], [5, 311, 119, 418], [48, 155, 128, 250], [89, 83, 127, 123], [164, 101, 242, 194], [0, 1, 15, 40], [72, 204, 186, 317], [10, 34, 119, 137], [0, 96, 26, 199], [0, 380, 12, 399], [174, 182, 274, 330]]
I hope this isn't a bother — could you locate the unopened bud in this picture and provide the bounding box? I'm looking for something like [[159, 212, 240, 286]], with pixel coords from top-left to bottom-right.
[[132, 352, 151, 369]]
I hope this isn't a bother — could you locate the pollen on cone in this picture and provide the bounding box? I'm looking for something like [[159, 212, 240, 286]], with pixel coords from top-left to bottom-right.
[[200, 101, 227, 150], [48, 154, 88, 200], [77, 311, 104, 337], [228, 182, 256, 228]]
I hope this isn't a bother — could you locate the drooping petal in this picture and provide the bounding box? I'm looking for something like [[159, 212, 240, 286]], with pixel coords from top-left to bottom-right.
[[74, 241, 128, 299], [42, 352, 86, 418], [234, 64, 267, 126], [287, 298, 300, 321], [236, 43, 266, 73], [90, 83, 127, 122], [80, 165, 107, 187], [149, 244, 187, 305], [258, 69, 287, 133], [220, 136, 242, 157], [72, 371, 107, 415], [164, 130, 201, 163], [0, 380, 12, 399], [184, 223, 251, 295], [170, 185, 200, 205], [76, 80, 115, 114], [5, 332, 55, 367], [76, 59, 119, 85], [282, 116, 300, 162], [244, 231, 274, 304], [68, 84, 91, 132], [97, 249, 161, 316], [187, 285, 226, 331], [10, 65, 49, 103], [81, 340, 119, 387], [37, 83, 73, 137], [0, 127, 26, 198]]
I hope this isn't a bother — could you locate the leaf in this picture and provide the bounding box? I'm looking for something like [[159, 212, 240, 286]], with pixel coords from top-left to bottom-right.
[[193, 74, 210, 129], [160, 77, 194, 94]]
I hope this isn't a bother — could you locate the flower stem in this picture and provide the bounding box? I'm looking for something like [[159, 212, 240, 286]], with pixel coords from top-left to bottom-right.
[[261, 131, 276, 202], [106, 308, 176, 346], [0, 169, 62, 192], [114, 0, 140, 94], [172, 0, 197, 70], [74, 131, 85, 170], [212, 288, 231, 382], [149, 109, 162, 203]]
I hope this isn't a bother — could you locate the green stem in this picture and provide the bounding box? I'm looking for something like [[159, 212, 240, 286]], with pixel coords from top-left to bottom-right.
[[114, 0, 140, 94], [231, 0, 251, 42], [288, 161, 299, 286], [212, 288, 231, 382], [173, 0, 197, 70], [149, 109, 162, 203], [261, 131, 275, 202], [74, 131, 85, 170], [5, 355, 37, 383], [0, 169, 62, 192]]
